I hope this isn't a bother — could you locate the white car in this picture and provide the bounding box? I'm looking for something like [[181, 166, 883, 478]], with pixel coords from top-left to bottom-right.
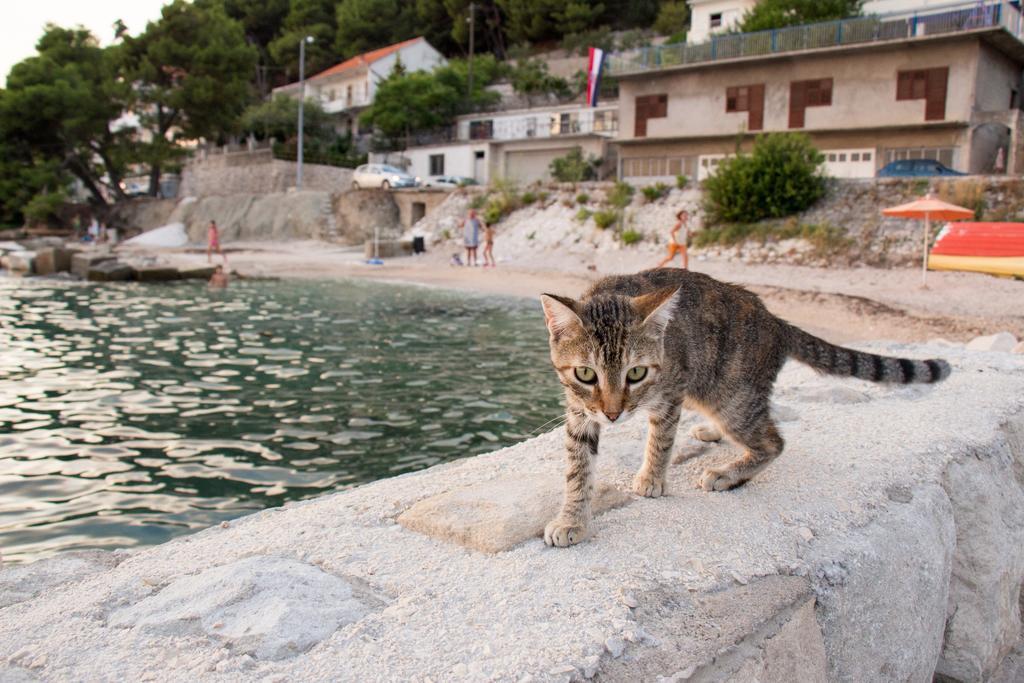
[[352, 164, 419, 190], [423, 175, 478, 188]]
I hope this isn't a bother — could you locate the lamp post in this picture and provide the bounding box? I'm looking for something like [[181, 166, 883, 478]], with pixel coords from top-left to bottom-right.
[[297, 35, 315, 189]]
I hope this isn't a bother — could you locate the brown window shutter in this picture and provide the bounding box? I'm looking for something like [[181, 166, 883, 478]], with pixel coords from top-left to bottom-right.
[[925, 67, 948, 121], [897, 71, 912, 100], [789, 81, 806, 129], [726, 87, 738, 112], [749, 84, 765, 130], [635, 97, 648, 137], [657, 95, 668, 117]]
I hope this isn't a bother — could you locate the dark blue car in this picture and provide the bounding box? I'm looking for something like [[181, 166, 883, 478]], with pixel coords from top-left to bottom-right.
[[877, 159, 966, 177]]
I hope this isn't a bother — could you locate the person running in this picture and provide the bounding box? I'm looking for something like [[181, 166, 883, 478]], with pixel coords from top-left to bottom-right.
[[461, 209, 482, 267], [657, 209, 690, 269], [482, 221, 496, 267], [207, 220, 228, 265]]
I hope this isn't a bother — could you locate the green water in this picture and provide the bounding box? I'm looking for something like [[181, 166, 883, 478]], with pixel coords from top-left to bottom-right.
[[0, 277, 563, 563]]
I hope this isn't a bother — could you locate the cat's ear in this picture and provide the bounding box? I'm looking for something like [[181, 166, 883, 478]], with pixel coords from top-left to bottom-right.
[[634, 287, 680, 334], [540, 294, 582, 338]]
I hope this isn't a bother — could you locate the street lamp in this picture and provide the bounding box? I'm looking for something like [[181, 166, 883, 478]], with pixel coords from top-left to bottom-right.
[[297, 35, 315, 189]]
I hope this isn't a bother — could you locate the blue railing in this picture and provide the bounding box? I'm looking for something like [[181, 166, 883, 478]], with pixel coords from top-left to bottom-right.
[[608, 1, 1022, 76]]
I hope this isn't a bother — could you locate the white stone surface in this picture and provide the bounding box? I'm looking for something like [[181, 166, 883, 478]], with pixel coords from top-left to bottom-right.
[[1, 343, 1023, 682], [966, 332, 1019, 353], [122, 222, 188, 248]]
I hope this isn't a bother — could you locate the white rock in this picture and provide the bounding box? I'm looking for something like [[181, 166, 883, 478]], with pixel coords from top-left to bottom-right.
[[965, 332, 1018, 353], [1013, 342, 1024, 355], [605, 636, 626, 658], [107, 556, 369, 660]]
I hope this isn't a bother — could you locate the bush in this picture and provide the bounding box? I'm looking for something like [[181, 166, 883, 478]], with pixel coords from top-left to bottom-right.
[[607, 181, 635, 209], [593, 209, 618, 229], [654, 1, 690, 36], [550, 147, 601, 182], [23, 190, 66, 225], [621, 229, 643, 245], [575, 208, 592, 222], [521, 191, 538, 205], [469, 193, 488, 210], [692, 220, 853, 261], [482, 182, 521, 224], [703, 133, 826, 224], [537, 190, 550, 203], [676, 174, 689, 189], [641, 182, 669, 202], [576, 192, 590, 205]]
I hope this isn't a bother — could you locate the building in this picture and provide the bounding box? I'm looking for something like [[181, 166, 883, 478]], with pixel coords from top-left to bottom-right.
[[272, 37, 445, 138], [387, 101, 620, 184], [688, 0, 756, 43], [610, 1, 1024, 183]]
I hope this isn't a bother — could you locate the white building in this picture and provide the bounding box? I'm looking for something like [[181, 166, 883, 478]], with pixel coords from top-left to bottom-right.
[[388, 101, 620, 184], [273, 37, 445, 137]]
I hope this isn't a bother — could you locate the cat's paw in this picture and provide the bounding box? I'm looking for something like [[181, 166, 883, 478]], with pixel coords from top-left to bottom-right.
[[544, 517, 589, 547], [632, 472, 665, 498], [690, 423, 723, 442], [699, 466, 746, 492]]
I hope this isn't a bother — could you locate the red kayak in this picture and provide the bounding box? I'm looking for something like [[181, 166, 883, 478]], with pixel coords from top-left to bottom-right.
[[931, 222, 1024, 257]]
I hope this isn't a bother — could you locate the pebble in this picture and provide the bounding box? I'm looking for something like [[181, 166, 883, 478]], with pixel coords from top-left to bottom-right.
[[730, 570, 748, 585], [581, 655, 601, 679], [220, 521, 230, 529], [605, 636, 626, 658], [618, 590, 639, 608], [798, 527, 814, 542], [965, 332, 1018, 353]]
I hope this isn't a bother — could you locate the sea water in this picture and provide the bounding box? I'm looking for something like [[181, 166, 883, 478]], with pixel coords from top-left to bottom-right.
[[0, 277, 563, 562]]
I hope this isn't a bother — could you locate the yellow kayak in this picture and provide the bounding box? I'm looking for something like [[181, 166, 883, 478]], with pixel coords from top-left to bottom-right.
[[928, 253, 1024, 278]]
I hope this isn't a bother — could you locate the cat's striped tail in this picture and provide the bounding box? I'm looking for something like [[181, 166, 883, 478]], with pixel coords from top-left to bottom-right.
[[783, 323, 951, 384]]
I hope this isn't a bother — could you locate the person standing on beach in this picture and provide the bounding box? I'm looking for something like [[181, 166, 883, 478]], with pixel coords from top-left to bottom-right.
[[657, 209, 690, 269], [482, 221, 496, 267], [461, 209, 482, 266], [207, 220, 228, 265]]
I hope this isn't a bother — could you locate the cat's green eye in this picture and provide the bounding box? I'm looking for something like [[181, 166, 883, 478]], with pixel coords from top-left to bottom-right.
[[627, 366, 648, 383], [574, 367, 597, 384]]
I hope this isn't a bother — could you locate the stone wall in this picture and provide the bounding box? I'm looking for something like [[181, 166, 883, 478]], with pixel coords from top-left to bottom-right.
[[179, 158, 353, 198]]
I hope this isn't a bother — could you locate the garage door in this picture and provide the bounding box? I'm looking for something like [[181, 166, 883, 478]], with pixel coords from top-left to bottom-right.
[[503, 149, 566, 183]]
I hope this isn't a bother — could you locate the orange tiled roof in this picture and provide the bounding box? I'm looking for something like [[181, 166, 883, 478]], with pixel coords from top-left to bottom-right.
[[308, 37, 423, 81]]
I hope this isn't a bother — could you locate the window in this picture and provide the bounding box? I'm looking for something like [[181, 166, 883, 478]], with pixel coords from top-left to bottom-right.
[[594, 110, 618, 132], [429, 154, 444, 176], [789, 78, 833, 128], [710, 12, 722, 28], [885, 146, 956, 167], [526, 117, 537, 137], [634, 94, 668, 137], [623, 156, 697, 178], [896, 67, 948, 121], [475, 150, 485, 159], [469, 120, 494, 140], [552, 112, 576, 135], [726, 84, 765, 131], [346, 85, 353, 105]]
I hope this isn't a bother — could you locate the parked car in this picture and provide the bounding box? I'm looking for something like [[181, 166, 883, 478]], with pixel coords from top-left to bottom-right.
[[352, 164, 420, 189], [423, 175, 478, 188], [877, 159, 966, 177]]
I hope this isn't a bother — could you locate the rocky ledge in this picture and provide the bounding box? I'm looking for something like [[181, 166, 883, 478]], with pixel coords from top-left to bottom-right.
[[1, 342, 1023, 682]]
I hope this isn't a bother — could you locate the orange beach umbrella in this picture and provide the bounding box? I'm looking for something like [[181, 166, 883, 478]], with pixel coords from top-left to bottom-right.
[[883, 194, 974, 286]]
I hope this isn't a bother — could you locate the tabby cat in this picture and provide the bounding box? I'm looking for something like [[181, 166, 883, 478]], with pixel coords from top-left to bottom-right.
[[540, 269, 950, 547]]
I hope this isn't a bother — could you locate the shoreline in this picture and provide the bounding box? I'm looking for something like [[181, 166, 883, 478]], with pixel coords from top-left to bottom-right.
[[132, 239, 1023, 344]]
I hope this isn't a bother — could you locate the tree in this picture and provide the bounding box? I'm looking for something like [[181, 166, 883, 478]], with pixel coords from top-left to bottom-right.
[[739, 0, 862, 32], [509, 58, 570, 106], [335, 0, 419, 59], [654, 1, 690, 38], [703, 133, 827, 224], [119, 0, 257, 195], [549, 147, 600, 182], [268, 0, 339, 83], [239, 95, 334, 142], [1, 25, 131, 210], [198, 0, 291, 96]]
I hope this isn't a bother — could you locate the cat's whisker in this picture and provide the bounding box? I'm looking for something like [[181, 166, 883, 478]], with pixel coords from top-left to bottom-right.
[[530, 414, 569, 435]]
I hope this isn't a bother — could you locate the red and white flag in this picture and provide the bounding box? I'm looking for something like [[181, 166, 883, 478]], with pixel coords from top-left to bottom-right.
[[586, 47, 605, 107]]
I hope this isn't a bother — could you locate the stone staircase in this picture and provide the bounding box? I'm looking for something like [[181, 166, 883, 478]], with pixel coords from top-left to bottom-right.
[[321, 194, 339, 242]]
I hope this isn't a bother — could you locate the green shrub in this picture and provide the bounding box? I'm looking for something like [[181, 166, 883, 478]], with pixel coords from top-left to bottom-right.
[[621, 229, 643, 245], [537, 191, 550, 203], [703, 133, 827, 224], [655, 1, 690, 36], [23, 190, 66, 225], [607, 181, 635, 209], [676, 174, 689, 189], [691, 220, 853, 261], [593, 209, 618, 229], [576, 192, 590, 205], [549, 147, 601, 182], [641, 182, 669, 202], [469, 193, 488, 210], [575, 208, 592, 222], [521, 191, 538, 205]]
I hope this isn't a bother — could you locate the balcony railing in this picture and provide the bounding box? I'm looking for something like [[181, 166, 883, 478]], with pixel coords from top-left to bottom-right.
[[608, 0, 1023, 76]]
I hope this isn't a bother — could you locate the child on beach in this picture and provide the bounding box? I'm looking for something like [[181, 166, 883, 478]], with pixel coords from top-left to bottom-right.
[[482, 223, 496, 267], [207, 220, 228, 266], [657, 209, 690, 269], [461, 209, 482, 266]]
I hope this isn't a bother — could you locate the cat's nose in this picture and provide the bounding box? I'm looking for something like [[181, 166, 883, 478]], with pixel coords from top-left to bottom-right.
[[603, 411, 621, 422]]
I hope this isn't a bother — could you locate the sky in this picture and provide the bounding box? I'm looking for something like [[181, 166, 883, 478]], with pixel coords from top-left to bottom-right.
[[1, 0, 169, 87]]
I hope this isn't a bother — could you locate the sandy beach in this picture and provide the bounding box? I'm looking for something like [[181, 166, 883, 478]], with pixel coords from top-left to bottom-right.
[[135, 239, 1024, 345]]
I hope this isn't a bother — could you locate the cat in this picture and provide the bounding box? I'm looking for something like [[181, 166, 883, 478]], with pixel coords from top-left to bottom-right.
[[539, 268, 950, 547]]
